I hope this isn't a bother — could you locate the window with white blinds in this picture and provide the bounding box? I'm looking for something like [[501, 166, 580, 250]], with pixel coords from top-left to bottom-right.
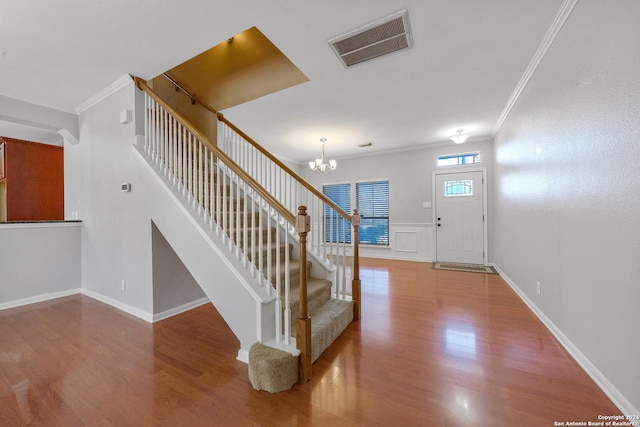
[[356, 180, 389, 246], [322, 183, 351, 243]]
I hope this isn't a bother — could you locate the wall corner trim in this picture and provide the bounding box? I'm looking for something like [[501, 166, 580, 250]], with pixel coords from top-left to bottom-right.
[[74, 74, 134, 114], [491, 263, 640, 418]]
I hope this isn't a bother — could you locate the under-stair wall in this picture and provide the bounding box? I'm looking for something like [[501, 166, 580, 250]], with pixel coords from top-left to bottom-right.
[[137, 147, 271, 359]]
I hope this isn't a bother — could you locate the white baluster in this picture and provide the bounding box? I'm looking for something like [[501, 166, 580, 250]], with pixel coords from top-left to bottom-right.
[[284, 226, 291, 345], [209, 151, 214, 229], [242, 183, 248, 267], [221, 163, 227, 244], [341, 221, 347, 299], [152, 100, 157, 162], [275, 212, 281, 343], [250, 189, 256, 278], [228, 172, 234, 252], [235, 174, 241, 259], [181, 126, 185, 190], [215, 157, 221, 236], [258, 198, 264, 289], [266, 201, 272, 293], [203, 143, 209, 220], [169, 116, 175, 183]]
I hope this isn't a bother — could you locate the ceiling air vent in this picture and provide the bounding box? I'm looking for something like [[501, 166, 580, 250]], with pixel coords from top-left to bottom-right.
[[329, 10, 413, 68]]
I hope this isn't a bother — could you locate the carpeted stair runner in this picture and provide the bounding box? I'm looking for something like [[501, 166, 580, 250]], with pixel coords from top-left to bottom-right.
[[226, 194, 353, 392]]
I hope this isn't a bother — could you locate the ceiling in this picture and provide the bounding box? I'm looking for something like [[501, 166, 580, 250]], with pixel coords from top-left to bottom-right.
[[0, 0, 564, 161]]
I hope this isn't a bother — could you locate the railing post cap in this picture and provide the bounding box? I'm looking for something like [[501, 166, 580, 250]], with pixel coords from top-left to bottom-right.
[[352, 209, 361, 226], [296, 206, 310, 233]]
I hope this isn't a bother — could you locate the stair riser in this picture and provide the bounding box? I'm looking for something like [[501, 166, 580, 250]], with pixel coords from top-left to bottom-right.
[[286, 286, 332, 328], [247, 244, 294, 269], [273, 261, 311, 287], [231, 227, 275, 247]]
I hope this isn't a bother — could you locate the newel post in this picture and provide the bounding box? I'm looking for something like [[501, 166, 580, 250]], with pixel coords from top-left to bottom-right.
[[296, 206, 312, 383], [351, 209, 362, 320]]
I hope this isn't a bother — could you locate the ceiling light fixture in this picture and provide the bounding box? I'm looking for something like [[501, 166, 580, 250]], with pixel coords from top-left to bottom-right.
[[309, 138, 337, 173], [450, 129, 470, 144]]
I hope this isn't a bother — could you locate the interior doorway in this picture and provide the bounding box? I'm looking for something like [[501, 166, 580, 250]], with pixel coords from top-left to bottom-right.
[[434, 169, 486, 264]]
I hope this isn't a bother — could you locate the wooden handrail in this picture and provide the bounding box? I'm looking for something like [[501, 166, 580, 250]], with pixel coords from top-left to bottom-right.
[[216, 113, 352, 222], [135, 77, 295, 225], [145, 74, 351, 224]]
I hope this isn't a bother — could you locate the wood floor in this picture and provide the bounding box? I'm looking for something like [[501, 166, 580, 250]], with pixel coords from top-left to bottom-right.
[[0, 258, 620, 426]]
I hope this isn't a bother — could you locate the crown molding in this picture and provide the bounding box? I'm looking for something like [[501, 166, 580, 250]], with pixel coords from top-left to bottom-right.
[[74, 74, 134, 114], [294, 135, 494, 165], [492, 0, 579, 137]]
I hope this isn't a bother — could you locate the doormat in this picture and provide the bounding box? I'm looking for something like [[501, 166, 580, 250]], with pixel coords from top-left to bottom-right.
[[433, 262, 498, 274]]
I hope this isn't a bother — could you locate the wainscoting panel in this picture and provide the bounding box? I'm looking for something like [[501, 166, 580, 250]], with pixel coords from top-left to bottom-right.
[[306, 222, 434, 262], [359, 223, 434, 262], [395, 231, 418, 253]]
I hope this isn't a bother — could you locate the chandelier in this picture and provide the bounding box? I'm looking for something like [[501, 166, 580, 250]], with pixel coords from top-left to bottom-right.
[[450, 129, 470, 144], [309, 138, 337, 173]]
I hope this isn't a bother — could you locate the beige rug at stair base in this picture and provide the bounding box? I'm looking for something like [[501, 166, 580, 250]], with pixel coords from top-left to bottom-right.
[[248, 343, 298, 393]]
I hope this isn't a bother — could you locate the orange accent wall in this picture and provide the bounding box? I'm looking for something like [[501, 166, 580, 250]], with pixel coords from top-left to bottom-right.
[[0, 137, 64, 221]]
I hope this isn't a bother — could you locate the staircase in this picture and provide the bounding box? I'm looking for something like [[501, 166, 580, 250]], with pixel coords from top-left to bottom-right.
[[135, 77, 361, 388]]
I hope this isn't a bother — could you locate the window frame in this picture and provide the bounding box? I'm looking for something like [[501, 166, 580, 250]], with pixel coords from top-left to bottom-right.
[[322, 182, 352, 244], [437, 152, 481, 167], [321, 178, 390, 247], [355, 178, 390, 247]]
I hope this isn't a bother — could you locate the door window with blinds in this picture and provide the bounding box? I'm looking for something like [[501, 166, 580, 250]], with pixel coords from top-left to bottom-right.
[[322, 179, 389, 246]]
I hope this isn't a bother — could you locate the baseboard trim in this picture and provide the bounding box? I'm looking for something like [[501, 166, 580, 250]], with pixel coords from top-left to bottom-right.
[[364, 254, 432, 262], [0, 288, 81, 311], [237, 349, 249, 364], [491, 263, 639, 420], [80, 288, 154, 323], [152, 297, 210, 322]]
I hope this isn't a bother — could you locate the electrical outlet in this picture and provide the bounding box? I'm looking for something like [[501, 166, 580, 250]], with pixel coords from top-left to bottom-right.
[[536, 281, 541, 295], [121, 279, 126, 291]]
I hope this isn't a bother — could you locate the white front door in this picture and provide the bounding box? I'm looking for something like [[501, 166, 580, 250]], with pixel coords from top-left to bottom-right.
[[435, 170, 485, 264]]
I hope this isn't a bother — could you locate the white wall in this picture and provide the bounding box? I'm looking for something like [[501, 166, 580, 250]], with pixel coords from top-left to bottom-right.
[[491, 0, 640, 414], [0, 223, 81, 308], [65, 81, 156, 317], [299, 140, 494, 261]]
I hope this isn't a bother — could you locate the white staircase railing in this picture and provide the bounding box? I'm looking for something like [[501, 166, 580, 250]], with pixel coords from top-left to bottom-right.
[[139, 80, 298, 346], [218, 116, 360, 311]]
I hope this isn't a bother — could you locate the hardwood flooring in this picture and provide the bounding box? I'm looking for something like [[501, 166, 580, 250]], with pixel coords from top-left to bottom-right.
[[0, 258, 621, 426]]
